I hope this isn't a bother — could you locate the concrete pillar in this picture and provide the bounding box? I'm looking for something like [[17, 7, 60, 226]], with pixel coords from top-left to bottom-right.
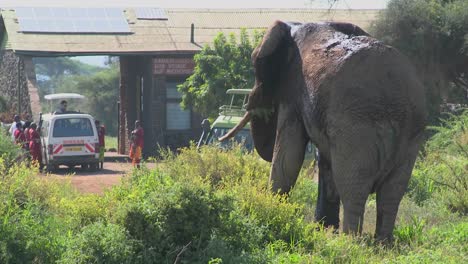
[[118, 56, 129, 154]]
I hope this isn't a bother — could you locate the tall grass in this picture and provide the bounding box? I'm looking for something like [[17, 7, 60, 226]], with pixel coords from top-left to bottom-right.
[[105, 136, 118, 151], [0, 112, 467, 263]]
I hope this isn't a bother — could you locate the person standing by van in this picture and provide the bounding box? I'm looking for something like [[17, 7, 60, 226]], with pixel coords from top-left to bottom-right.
[[23, 121, 31, 151], [130, 120, 144, 169], [14, 122, 27, 149], [95, 120, 106, 169], [29, 123, 42, 168], [9, 115, 24, 141]]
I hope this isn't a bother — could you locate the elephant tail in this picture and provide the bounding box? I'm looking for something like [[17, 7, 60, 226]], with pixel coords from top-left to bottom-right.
[[219, 112, 251, 141]]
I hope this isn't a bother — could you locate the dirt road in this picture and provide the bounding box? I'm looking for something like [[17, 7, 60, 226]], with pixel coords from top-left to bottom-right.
[[44, 161, 153, 194]]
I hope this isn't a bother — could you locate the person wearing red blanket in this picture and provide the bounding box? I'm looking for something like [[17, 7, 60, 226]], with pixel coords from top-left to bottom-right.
[[14, 122, 27, 149], [129, 120, 144, 169], [29, 123, 42, 168]]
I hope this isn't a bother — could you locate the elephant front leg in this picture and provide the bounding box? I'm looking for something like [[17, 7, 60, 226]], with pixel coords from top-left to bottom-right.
[[269, 106, 308, 194], [315, 153, 340, 229]]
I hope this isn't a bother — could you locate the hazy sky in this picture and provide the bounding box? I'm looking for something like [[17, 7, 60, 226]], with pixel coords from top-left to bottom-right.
[[4, 0, 388, 9]]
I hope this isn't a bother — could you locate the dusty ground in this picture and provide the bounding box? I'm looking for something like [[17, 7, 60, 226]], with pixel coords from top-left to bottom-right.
[[43, 161, 155, 194]]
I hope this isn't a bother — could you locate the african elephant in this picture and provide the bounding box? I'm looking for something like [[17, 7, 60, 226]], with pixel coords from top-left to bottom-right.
[[220, 21, 426, 241]]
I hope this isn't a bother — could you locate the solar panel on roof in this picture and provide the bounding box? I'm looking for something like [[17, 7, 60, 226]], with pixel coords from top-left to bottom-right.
[[15, 7, 131, 33], [135, 7, 168, 20]]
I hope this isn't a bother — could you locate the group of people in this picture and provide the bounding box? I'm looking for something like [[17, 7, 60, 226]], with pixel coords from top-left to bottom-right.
[[8, 112, 143, 170], [9, 115, 42, 167]]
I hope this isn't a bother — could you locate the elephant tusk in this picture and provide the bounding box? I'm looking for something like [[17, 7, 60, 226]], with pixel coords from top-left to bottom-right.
[[219, 111, 252, 141]]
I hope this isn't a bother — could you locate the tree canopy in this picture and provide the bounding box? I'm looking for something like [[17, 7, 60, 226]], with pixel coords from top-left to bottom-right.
[[178, 29, 263, 119], [34, 57, 119, 136], [371, 0, 468, 121]]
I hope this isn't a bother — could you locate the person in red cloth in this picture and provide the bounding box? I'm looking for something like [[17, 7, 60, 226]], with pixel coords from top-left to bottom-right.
[[95, 120, 106, 169], [23, 121, 31, 151], [14, 122, 27, 149], [129, 120, 144, 169], [28, 123, 42, 168]]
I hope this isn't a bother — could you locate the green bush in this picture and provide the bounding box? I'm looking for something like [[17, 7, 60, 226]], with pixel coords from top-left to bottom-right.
[[0, 131, 22, 170], [409, 111, 468, 214], [0, 118, 467, 263], [113, 170, 233, 262], [393, 216, 426, 246], [59, 222, 136, 264], [0, 163, 67, 263]]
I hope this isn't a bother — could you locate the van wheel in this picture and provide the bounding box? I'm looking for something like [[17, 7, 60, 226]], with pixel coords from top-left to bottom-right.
[[90, 163, 99, 171], [46, 164, 58, 173]]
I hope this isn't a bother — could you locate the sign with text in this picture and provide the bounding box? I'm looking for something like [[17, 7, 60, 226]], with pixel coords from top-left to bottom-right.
[[153, 58, 195, 76]]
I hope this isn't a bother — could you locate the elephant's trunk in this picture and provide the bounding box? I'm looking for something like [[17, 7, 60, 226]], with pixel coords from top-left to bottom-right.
[[219, 111, 252, 141]]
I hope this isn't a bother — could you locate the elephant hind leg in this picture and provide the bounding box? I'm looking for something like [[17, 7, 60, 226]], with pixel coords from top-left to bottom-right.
[[375, 140, 422, 241], [315, 154, 340, 229], [329, 123, 381, 235], [331, 151, 375, 235]]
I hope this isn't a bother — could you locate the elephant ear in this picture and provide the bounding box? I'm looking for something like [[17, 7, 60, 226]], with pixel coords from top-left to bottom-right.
[[247, 21, 292, 162]]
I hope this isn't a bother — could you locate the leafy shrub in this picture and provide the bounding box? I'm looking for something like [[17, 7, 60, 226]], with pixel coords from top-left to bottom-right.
[[0, 163, 67, 263], [113, 170, 233, 262], [0, 126, 467, 263], [58, 194, 109, 228], [289, 164, 319, 219], [393, 222, 468, 263], [59, 222, 136, 264], [409, 111, 467, 214], [393, 216, 426, 246], [0, 131, 22, 170], [162, 143, 270, 188], [407, 162, 435, 205], [0, 210, 62, 263]]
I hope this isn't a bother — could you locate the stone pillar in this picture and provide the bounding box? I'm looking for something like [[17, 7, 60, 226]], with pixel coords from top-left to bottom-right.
[[118, 56, 129, 154], [0, 51, 30, 119], [23, 57, 41, 119]]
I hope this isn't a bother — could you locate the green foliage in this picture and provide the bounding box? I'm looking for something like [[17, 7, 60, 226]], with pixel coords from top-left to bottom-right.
[[33, 58, 119, 136], [409, 110, 468, 214], [0, 117, 467, 263], [34, 57, 101, 78], [106, 161, 233, 262], [0, 162, 67, 263], [393, 216, 426, 246], [58, 222, 136, 264], [0, 130, 22, 168], [73, 65, 119, 136], [34, 57, 103, 105], [105, 136, 118, 151], [178, 30, 263, 119], [372, 0, 468, 122]]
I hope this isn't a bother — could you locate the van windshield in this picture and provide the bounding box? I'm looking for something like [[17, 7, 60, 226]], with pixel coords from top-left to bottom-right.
[[52, 118, 94, 137]]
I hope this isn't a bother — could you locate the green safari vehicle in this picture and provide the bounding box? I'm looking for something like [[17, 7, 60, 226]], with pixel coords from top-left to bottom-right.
[[197, 88, 316, 160], [197, 89, 253, 151]]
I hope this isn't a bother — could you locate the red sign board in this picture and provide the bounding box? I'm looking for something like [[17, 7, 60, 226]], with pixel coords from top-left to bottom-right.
[[153, 58, 195, 75]]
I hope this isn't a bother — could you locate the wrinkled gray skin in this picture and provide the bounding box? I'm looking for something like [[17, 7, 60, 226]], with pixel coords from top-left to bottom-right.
[[221, 21, 426, 241]]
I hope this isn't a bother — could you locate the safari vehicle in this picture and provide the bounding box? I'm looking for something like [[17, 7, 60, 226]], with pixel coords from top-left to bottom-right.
[[198, 89, 316, 160], [197, 89, 254, 151], [39, 93, 100, 171]]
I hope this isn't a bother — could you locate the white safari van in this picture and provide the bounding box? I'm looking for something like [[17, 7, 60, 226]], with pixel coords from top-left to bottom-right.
[[39, 94, 100, 171]]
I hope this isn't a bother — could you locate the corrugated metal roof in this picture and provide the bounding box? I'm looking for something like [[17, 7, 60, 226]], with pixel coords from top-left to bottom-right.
[[0, 8, 380, 56]]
